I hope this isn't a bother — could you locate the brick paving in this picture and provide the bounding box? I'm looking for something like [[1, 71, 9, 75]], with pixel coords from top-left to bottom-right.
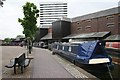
[[31, 48, 74, 78]]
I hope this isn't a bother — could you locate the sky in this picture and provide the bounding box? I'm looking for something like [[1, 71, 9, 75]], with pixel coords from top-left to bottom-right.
[[0, 0, 119, 40]]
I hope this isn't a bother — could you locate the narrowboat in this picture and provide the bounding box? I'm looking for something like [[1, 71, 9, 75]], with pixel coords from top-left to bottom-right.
[[52, 41, 114, 73]]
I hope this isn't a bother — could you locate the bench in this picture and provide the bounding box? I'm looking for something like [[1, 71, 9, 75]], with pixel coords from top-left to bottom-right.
[[5, 53, 31, 74]]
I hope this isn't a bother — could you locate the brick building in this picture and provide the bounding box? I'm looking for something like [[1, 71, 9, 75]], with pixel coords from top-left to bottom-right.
[[69, 7, 120, 48], [71, 7, 119, 35], [39, 6, 120, 49]]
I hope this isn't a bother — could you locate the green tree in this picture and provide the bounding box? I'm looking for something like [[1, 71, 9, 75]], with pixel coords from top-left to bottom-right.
[[16, 35, 24, 39], [4, 38, 12, 43], [18, 2, 39, 41], [0, 0, 4, 7]]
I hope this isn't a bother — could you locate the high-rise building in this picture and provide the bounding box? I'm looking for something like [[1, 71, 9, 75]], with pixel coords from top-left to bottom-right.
[[40, 2, 67, 27]]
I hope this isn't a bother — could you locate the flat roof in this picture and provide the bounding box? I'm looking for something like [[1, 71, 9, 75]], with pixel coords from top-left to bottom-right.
[[40, 33, 52, 40], [105, 34, 120, 41], [63, 31, 110, 39], [63, 34, 78, 39]]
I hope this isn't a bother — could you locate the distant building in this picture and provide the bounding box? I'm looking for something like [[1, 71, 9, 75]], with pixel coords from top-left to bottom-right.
[[40, 2, 67, 27], [10, 38, 25, 46], [0, 39, 2, 46]]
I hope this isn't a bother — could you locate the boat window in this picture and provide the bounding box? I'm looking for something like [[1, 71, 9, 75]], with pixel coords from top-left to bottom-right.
[[68, 46, 71, 52], [62, 46, 64, 50], [57, 45, 59, 50], [58, 45, 62, 50]]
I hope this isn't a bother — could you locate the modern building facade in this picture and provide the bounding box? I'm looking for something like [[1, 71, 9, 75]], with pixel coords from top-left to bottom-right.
[[40, 2, 67, 27]]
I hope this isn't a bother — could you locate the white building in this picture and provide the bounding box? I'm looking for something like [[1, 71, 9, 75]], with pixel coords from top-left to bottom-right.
[[40, 2, 67, 27]]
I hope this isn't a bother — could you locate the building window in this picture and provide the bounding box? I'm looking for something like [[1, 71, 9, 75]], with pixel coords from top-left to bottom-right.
[[68, 46, 71, 52], [81, 20, 85, 22], [77, 27, 82, 30], [76, 21, 80, 24], [85, 26, 91, 31], [106, 15, 114, 19], [106, 23, 115, 27], [118, 14, 120, 16], [86, 19, 91, 22], [85, 26, 91, 29]]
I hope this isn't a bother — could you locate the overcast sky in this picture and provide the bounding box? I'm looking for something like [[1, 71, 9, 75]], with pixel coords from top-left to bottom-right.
[[0, 0, 119, 39]]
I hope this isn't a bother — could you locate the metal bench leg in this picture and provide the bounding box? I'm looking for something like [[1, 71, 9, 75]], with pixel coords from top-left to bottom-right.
[[21, 66, 23, 73], [14, 65, 16, 74], [73, 60, 75, 65]]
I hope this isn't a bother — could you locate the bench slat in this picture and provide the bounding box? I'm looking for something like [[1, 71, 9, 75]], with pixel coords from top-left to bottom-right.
[[25, 59, 31, 67], [5, 58, 15, 68]]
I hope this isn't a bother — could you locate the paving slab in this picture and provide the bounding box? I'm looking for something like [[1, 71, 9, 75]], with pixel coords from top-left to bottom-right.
[[2, 46, 97, 79], [2, 46, 32, 78], [31, 48, 74, 78]]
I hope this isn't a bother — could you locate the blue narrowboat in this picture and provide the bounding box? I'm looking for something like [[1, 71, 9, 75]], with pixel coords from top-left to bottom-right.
[[52, 41, 114, 72]]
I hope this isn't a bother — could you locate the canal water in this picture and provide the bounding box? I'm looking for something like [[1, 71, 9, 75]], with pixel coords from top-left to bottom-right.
[[87, 63, 120, 80]]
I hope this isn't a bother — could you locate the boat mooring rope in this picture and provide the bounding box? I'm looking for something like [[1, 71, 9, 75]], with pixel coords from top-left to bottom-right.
[[107, 63, 113, 80]]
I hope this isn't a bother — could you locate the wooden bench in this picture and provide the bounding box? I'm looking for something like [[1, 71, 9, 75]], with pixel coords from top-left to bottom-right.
[[5, 53, 32, 74]]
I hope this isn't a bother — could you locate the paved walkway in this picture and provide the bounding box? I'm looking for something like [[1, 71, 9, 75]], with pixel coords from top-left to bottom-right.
[[31, 48, 74, 78], [2, 46, 32, 78], [2, 46, 96, 79]]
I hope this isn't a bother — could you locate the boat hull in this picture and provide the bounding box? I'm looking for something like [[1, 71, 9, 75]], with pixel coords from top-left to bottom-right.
[[75, 60, 114, 73]]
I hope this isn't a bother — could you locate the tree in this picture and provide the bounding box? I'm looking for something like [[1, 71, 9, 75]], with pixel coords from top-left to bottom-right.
[[18, 2, 39, 41], [4, 38, 12, 44], [16, 35, 24, 39], [0, 0, 5, 7], [18, 2, 39, 54]]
